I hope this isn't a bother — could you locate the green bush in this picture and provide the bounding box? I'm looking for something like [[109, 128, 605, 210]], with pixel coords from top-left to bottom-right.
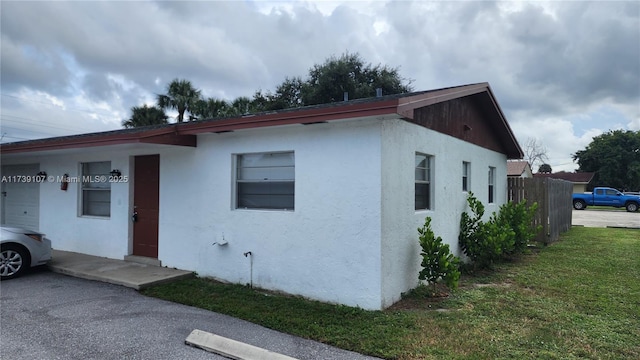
[[496, 200, 540, 255], [418, 217, 461, 294], [459, 193, 495, 268], [459, 192, 512, 269], [459, 193, 541, 270]]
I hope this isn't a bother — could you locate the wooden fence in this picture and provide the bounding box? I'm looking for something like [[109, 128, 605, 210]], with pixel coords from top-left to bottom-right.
[[507, 177, 573, 244]]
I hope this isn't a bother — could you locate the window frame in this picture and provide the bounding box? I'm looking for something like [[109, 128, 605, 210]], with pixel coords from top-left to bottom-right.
[[80, 161, 111, 218], [235, 151, 295, 211], [488, 166, 496, 204], [415, 153, 433, 210], [462, 161, 470, 192]]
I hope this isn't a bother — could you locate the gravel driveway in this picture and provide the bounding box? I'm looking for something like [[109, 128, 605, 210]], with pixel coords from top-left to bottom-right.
[[0, 271, 380, 360]]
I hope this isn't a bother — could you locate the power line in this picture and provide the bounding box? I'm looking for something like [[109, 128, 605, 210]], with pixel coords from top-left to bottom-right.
[[1, 93, 124, 118], [1, 134, 33, 141], [0, 124, 60, 136], [1, 114, 102, 133]]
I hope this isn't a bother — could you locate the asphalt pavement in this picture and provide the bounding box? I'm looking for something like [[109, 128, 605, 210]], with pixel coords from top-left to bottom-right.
[[572, 209, 640, 228], [0, 270, 381, 360], [6, 210, 634, 360]]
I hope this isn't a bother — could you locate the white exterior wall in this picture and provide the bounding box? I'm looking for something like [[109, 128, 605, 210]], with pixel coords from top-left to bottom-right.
[[1, 149, 135, 258], [158, 119, 385, 309], [380, 119, 507, 308], [1, 115, 512, 310], [1, 119, 387, 309]]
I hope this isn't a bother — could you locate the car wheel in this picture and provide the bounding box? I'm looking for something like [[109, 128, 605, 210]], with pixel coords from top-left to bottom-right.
[[0, 244, 28, 280], [626, 202, 639, 212], [573, 200, 586, 210]]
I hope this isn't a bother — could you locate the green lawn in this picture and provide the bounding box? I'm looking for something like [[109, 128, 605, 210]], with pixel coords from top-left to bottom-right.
[[141, 227, 640, 359]]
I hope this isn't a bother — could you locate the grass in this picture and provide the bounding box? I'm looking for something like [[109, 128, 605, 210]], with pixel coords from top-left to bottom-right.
[[141, 227, 640, 359]]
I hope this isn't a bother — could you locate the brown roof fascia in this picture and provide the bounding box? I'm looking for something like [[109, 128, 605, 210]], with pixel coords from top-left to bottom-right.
[[0, 100, 399, 154], [139, 132, 197, 147], [1, 126, 196, 154], [482, 85, 524, 159], [0, 83, 521, 156], [0, 100, 400, 154], [178, 99, 401, 135], [397, 83, 524, 159], [396, 83, 489, 119]]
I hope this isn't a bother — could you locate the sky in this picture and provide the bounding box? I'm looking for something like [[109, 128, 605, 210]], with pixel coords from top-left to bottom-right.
[[1, 1, 638, 172]]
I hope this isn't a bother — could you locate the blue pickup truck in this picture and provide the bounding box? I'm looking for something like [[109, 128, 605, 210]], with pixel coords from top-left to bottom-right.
[[573, 187, 640, 212]]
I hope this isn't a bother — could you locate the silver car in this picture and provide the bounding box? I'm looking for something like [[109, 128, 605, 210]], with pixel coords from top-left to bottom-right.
[[1, 226, 52, 280]]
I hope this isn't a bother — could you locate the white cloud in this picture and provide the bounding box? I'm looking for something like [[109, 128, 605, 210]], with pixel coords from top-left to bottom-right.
[[0, 0, 637, 164]]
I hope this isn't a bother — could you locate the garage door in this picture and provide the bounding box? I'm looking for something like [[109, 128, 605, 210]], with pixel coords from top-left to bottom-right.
[[1, 164, 40, 231]]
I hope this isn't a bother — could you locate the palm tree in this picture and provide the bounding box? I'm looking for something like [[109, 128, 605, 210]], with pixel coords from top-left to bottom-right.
[[227, 96, 253, 116], [157, 79, 202, 122], [122, 105, 168, 128], [190, 98, 230, 121]]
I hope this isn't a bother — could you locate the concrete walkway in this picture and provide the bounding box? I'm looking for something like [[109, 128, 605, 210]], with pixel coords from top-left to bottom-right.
[[48, 249, 194, 290]]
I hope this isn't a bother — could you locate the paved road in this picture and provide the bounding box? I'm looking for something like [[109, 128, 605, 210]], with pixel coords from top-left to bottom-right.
[[572, 209, 640, 228], [0, 270, 380, 360]]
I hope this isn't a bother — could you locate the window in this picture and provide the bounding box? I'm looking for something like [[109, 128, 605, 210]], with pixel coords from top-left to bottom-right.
[[415, 153, 433, 210], [462, 161, 470, 192], [81, 161, 111, 217], [236, 152, 294, 210], [488, 166, 496, 203]]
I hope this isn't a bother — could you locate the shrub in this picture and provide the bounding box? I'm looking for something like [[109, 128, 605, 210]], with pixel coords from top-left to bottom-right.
[[418, 217, 461, 294], [458, 192, 514, 269], [459, 193, 541, 270], [496, 200, 540, 255]]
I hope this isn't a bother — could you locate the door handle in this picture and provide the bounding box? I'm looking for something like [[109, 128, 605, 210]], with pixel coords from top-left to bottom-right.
[[132, 211, 138, 222]]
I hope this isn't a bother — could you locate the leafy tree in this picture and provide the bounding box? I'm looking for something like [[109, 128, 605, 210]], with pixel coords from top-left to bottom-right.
[[248, 90, 273, 113], [239, 52, 412, 111], [273, 77, 305, 109], [538, 163, 552, 173], [301, 52, 412, 105], [122, 105, 168, 128], [157, 79, 202, 122], [248, 78, 305, 112], [260, 77, 305, 110], [154, 53, 410, 124], [573, 130, 640, 191]]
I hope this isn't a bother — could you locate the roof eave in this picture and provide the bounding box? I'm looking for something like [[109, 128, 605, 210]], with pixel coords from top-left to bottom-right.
[[398, 83, 524, 159], [396, 83, 490, 119], [1, 127, 196, 154], [0, 83, 523, 159], [178, 99, 400, 135]]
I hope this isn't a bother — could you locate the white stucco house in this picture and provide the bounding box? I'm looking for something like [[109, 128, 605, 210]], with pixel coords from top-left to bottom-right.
[[0, 83, 523, 310]]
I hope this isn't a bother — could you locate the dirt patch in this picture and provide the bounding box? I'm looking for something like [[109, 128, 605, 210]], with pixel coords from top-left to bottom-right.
[[388, 284, 452, 311], [472, 282, 512, 288]]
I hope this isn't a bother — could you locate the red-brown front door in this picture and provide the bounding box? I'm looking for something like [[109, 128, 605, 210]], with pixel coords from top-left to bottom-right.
[[133, 155, 159, 258]]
